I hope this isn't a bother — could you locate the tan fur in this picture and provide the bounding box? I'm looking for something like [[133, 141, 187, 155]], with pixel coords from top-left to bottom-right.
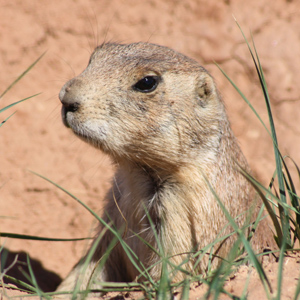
[[57, 42, 273, 294]]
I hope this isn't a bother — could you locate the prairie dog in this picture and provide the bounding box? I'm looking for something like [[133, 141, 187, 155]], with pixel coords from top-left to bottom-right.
[[57, 42, 272, 293]]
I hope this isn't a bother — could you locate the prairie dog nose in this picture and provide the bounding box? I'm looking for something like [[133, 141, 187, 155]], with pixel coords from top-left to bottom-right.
[[59, 79, 82, 113]]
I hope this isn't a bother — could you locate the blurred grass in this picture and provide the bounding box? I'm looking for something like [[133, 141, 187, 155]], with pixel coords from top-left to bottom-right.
[[0, 52, 45, 127]]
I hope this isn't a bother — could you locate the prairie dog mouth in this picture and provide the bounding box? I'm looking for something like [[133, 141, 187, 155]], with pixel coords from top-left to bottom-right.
[[64, 116, 109, 144], [61, 106, 71, 128]]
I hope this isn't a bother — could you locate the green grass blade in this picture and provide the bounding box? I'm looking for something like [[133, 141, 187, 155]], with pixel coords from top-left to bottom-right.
[[118, 237, 151, 283], [0, 232, 90, 242], [3, 275, 37, 293], [238, 163, 295, 213], [288, 157, 300, 182], [0, 94, 40, 114], [25, 255, 46, 299], [275, 242, 287, 300], [237, 166, 283, 245], [180, 278, 190, 300], [206, 262, 226, 299], [30, 171, 113, 227], [293, 274, 300, 300], [232, 21, 297, 300], [247, 29, 290, 300], [0, 52, 45, 99], [216, 65, 271, 137], [234, 21, 291, 248], [203, 174, 272, 297], [157, 258, 172, 300], [30, 171, 156, 290], [251, 35, 290, 247], [281, 157, 300, 232], [69, 228, 118, 299], [0, 112, 16, 128]]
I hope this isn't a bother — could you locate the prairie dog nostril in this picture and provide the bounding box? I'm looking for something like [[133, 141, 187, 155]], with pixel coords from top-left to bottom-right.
[[62, 101, 80, 113]]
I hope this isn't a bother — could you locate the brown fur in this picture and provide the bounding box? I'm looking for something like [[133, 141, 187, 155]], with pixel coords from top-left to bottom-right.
[[57, 42, 273, 293]]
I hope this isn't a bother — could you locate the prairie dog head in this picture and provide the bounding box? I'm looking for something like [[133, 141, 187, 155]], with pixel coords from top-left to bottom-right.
[[59, 42, 226, 169]]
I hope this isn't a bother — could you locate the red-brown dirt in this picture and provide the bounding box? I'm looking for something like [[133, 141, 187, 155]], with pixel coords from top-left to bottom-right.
[[0, 1, 299, 299]]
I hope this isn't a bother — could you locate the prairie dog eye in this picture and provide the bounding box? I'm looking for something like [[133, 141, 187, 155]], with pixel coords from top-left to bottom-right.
[[133, 76, 160, 93]]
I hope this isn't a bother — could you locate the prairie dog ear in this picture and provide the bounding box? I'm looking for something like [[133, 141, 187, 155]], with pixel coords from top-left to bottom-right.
[[195, 72, 217, 106]]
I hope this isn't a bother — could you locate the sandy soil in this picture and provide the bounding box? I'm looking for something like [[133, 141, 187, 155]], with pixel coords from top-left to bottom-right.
[[0, 0, 299, 299]]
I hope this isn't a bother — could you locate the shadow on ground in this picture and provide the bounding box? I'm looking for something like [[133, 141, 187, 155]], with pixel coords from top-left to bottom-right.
[[1, 247, 62, 292]]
